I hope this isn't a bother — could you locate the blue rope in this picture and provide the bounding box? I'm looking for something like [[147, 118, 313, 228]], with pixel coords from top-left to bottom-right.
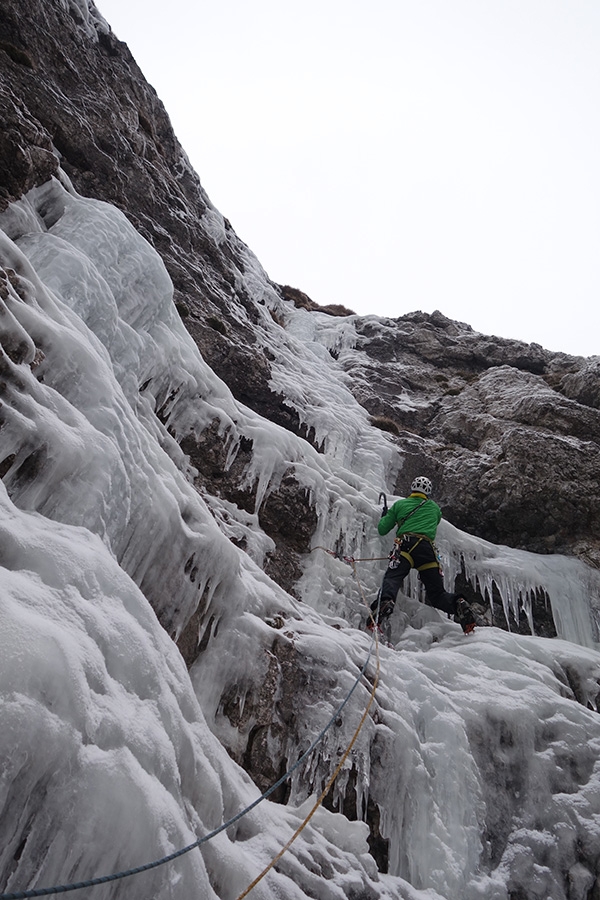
[[0, 629, 377, 899]]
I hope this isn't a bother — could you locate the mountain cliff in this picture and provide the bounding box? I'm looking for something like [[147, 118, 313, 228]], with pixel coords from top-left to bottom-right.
[[1, 2, 600, 899]]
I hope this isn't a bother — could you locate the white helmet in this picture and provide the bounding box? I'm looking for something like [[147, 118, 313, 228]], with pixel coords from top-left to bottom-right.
[[411, 476, 432, 496]]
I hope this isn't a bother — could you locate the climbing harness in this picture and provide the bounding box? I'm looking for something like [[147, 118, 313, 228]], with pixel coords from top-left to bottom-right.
[[2, 484, 453, 898], [0, 563, 382, 900], [391, 534, 441, 573]]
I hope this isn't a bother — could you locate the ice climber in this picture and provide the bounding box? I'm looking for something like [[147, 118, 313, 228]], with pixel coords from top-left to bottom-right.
[[369, 476, 477, 635]]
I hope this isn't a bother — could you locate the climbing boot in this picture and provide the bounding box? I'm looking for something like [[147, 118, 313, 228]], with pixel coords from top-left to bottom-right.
[[369, 597, 395, 623], [455, 597, 476, 635]]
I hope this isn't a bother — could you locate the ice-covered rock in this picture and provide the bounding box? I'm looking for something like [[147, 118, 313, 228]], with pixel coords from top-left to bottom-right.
[[2, 3, 600, 899], [3, 0, 599, 571], [2, 173, 600, 900]]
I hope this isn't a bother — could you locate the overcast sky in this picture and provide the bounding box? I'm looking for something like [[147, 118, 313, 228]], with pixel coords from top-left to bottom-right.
[[96, 0, 599, 357]]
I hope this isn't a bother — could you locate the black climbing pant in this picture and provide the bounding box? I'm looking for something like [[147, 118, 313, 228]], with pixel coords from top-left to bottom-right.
[[371, 534, 458, 622]]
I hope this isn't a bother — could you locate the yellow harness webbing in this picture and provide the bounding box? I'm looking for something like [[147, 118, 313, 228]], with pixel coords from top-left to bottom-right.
[[395, 534, 440, 572]]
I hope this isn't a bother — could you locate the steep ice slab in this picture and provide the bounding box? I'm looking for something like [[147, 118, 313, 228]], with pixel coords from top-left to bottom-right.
[[0, 484, 419, 900], [1, 177, 208, 415], [437, 520, 600, 648], [1, 180, 345, 632], [0, 483, 221, 899], [0, 175, 395, 676], [10, 175, 596, 660], [0, 183, 248, 634], [0, 178, 455, 897], [4, 172, 600, 900], [0, 263, 236, 636], [0, 177, 396, 638], [387, 625, 600, 899], [195, 573, 600, 900]]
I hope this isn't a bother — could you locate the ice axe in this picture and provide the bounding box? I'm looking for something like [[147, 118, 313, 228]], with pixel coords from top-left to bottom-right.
[[378, 491, 388, 516]]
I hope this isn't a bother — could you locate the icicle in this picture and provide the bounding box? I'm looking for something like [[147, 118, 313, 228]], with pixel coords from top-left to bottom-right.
[[438, 520, 600, 648]]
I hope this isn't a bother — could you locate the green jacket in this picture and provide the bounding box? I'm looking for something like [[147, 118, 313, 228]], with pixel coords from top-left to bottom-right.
[[378, 492, 442, 542]]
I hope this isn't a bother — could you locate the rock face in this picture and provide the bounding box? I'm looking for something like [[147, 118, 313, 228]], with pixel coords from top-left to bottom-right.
[[350, 311, 600, 567], [180, 422, 317, 598], [1, 0, 265, 397]]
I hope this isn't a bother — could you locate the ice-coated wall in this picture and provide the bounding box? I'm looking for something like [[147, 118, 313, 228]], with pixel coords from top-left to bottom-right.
[[1, 176, 600, 900]]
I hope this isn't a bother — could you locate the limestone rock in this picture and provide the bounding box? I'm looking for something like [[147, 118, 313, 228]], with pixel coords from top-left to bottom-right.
[[349, 313, 600, 566]]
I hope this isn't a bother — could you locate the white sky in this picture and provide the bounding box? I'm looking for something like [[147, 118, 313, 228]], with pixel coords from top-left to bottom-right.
[[96, 0, 600, 357]]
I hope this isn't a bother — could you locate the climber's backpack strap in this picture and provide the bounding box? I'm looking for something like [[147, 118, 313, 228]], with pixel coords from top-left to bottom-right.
[[395, 498, 428, 531]]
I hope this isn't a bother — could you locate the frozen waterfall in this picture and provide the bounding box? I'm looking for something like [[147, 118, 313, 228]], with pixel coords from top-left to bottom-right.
[[1, 175, 600, 900]]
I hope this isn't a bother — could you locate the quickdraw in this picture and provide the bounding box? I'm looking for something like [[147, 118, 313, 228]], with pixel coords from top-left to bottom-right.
[[311, 546, 388, 565]]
